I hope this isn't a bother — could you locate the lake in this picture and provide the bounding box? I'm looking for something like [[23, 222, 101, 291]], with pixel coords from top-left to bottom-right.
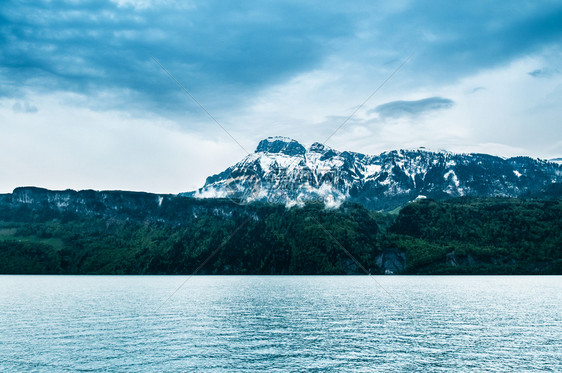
[[1, 276, 561, 372]]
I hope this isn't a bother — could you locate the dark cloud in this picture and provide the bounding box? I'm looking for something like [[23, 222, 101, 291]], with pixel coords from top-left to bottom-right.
[[528, 68, 557, 78], [372, 97, 454, 119], [394, 1, 562, 82], [333, 1, 562, 91], [1, 0, 561, 118], [0, 0, 353, 115]]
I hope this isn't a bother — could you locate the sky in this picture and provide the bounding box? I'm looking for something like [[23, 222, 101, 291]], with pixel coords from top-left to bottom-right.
[[1, 0, 561, 193]]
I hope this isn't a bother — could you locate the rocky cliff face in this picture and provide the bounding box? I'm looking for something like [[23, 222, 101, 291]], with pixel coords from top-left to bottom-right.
[[187, 136, 562, 210], [0, 187, 246, 223]]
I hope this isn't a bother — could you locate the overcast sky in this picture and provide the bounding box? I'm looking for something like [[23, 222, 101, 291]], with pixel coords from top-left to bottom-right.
[[1, 0, 561, 193]]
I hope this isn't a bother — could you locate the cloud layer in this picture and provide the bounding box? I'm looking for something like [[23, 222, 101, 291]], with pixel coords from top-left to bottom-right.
[[2, 0, 562, 116], [1, 0, 352, 115], [372, 97, 454, 119]]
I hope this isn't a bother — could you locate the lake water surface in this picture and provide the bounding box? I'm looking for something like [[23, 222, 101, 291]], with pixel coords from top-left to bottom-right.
[[1, 275, 561, 372]]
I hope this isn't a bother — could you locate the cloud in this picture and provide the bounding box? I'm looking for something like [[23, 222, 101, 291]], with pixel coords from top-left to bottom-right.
[[12, 102, 38, 113], [371, 97, 454, 119], [469, 87, 486, 94], [0, 0, 353, 116], [0, 96, 243, 193], [528, 68, 557, 78], [396, 2, 562, 82], [1, 1, 562, 120]]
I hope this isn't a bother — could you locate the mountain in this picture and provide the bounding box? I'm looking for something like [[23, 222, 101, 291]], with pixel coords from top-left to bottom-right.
[[186, 136, 562, 210]]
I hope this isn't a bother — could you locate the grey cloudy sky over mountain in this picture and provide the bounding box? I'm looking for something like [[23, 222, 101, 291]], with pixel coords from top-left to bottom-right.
[[1, 0, 561, 193]]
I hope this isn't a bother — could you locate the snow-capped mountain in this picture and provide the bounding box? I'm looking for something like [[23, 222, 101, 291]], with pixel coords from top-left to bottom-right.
[[185, 136, 562, 210]]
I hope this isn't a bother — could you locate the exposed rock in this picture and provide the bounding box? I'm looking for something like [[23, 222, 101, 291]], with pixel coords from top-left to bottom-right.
[[1, 187, 246, 224], [376, 250, 406, 274], [446, 251, 476, 266]]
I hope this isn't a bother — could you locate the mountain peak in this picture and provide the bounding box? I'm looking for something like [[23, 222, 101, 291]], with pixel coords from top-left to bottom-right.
[[309, 142, 331, 153], [255, 136, 306, 156]]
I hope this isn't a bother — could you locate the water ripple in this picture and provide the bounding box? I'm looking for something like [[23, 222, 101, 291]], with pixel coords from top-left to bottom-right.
[[1, 275, 561, 372]]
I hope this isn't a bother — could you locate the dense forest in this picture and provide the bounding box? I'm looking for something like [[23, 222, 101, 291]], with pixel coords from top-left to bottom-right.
[[0, 197, 560, 274], [390, 198, 562, 274]]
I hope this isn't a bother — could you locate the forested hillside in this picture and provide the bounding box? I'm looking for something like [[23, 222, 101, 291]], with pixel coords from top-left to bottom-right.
[[390, 198, 562, 274], [0, 202, 383, 275], [0, 195, 560, 274]]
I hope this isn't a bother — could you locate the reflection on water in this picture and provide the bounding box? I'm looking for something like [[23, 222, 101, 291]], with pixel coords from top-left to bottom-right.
[[1, 276, 561, 372]]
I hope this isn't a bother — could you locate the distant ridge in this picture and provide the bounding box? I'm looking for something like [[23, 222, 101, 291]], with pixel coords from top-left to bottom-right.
[[186, 136, 562, 210]]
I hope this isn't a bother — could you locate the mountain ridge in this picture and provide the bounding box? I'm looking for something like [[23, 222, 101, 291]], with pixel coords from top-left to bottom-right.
[[187, 136, 562, 210]]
